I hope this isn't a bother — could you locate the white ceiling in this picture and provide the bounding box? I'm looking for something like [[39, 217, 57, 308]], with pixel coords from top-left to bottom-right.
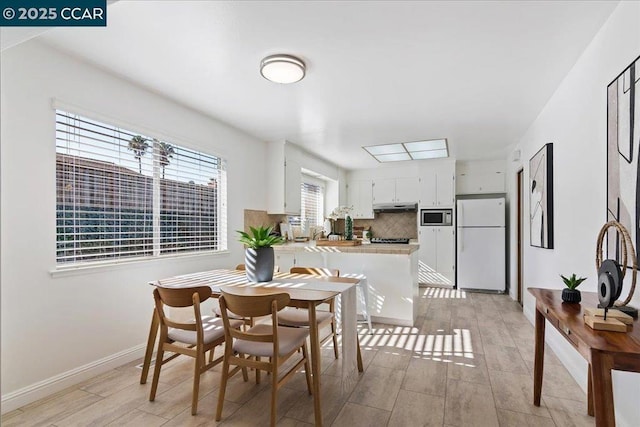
[[30, 0, 617, 169]]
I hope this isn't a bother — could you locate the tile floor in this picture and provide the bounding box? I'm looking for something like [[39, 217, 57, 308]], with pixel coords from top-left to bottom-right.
[[1, 288, 594, 426]]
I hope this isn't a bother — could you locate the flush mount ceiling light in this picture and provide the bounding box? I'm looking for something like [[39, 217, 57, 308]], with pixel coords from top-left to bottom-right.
[[260, 54, 306, 84], [363, 138, 449, 163]]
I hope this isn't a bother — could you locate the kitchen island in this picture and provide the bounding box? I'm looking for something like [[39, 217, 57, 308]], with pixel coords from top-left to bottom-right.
[[273, 241, 419, 326]]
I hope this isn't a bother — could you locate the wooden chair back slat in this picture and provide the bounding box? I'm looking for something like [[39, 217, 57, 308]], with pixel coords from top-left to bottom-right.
[[153, 288, 205, 332], [220, 290, 290, 318], [156, 285, 211, 307], [290, 267, 339, 277]]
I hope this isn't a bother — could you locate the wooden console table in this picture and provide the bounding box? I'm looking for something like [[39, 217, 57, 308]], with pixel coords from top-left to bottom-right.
[[528, 288, 640, 426]]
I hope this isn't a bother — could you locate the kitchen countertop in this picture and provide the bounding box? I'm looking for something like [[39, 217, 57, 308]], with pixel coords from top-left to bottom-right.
[[273, 240, 419, 255]]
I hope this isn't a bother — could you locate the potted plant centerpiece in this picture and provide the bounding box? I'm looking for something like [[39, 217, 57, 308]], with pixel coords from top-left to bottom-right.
[[560, 273, 587, 303], [237, 226, 285, 282]]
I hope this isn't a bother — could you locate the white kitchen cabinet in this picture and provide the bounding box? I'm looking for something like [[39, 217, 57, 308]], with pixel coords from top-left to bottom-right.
[[347, 179, 374, 219], [284, 158, 301, 215], [418, 226, 454, 285], [372, 177, 419, 204], [275, 251, 325, 272], [275, 252, 295, 272], [395, 177, 420, 203], [419, 162, 455, 207], [267, 141, 301, 215]]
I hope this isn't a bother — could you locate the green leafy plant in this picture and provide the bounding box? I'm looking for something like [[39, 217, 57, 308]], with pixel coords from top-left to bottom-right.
[[560, 274, 587, 290], [237, 226, 285, 249]]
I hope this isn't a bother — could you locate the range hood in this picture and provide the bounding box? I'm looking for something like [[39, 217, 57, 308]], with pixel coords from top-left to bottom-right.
[[373, 202, 418, 213]]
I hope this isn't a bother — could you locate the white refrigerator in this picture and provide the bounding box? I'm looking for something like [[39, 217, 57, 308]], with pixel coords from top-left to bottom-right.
[[456, 197, 506, 292]]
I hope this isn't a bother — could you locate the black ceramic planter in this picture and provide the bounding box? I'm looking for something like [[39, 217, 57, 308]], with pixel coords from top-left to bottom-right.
[[562, 288, 581, 303], [245, 247, 275, 282]]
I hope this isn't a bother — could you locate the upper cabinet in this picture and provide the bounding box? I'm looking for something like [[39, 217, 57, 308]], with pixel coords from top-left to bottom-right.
[[347, 179, 374, 219], [456, 160, 506, 195], [418, 161, 455, 207], [283, 157, 301, 215], [267, 142, 301, 215], [372, 177, 419, 204]]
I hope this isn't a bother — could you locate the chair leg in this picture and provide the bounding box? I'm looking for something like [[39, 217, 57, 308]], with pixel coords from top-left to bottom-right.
[[216, 356, 230, 421], [239, 354, 249, 382], [149, 342, 165, 401], [256, 356, 261, 384], [191, 350, 202, 415], [271, 362, 278, 427], [357, 335, 364, 372], [331, 318, 339, 359], [302, 342, 313, 395]]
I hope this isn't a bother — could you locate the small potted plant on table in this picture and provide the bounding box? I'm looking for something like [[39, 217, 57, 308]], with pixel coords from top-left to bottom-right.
[[237, 226, 285, 282], [561, 273, 587, 303]]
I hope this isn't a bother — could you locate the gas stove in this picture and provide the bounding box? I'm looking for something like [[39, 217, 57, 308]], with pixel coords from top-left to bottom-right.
[[370, 238, 410, 244]]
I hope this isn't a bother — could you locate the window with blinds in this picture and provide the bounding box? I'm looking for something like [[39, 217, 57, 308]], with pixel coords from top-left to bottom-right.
[[289, 180, 324, 227], [55, 110, 227, 265]]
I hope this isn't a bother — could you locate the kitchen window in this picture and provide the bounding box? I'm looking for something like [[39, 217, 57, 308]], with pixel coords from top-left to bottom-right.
[[289, 178, 324, 228], [55, 110, 227, 265]]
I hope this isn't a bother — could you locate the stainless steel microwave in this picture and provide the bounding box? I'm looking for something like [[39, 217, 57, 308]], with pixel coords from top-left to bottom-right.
[[420, 209, 453, 226]]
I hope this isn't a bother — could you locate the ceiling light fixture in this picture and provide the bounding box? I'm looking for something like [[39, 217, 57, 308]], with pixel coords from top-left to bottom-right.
[[260, 54, 306, 84], [363, 139, 449, 162]]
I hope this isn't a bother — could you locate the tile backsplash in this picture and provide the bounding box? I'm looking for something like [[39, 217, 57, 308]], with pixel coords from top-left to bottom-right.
[[245, 209, 418, 240], [336, 212, 418, 239], [243, 209, 286, 233]]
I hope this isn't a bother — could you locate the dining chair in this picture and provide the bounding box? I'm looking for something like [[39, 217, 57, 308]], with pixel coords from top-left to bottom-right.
[[149, 286, 243, 415], [278, 267, 340, 359], [212, 264, 282, 327], [216, 289, 312, 426], [212, 264, 255, 328]]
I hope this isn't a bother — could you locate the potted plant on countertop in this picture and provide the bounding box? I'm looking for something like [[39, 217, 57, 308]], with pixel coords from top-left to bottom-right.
[[325, 205, 354, 238], [237, 226, 285, 282], [561, 273, 587, 303]]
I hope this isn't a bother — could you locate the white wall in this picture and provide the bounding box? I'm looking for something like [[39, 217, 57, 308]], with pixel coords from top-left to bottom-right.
[[506, 2, 640, 425], [0, 41, 268, 411]]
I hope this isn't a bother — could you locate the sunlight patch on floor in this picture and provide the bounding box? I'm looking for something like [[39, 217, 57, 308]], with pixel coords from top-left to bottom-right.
[[422, 287, 467, 299], [358, 326, 476, 363]]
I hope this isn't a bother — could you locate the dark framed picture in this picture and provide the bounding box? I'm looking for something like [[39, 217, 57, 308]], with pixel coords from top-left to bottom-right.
[[607, 55, 639, 266], [530, 143, 554, 249]]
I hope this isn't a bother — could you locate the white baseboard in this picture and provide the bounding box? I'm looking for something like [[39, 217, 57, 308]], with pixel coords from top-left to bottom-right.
[[1, 343, 146, 414]]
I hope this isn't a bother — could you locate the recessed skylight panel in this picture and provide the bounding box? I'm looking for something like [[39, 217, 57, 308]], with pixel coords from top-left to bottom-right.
[[363, 143, 406, 156], [363, 138, 449, 162], [374, 152, 412, 162], [403, 139, 447, 152], [409, 149, 449, 160]]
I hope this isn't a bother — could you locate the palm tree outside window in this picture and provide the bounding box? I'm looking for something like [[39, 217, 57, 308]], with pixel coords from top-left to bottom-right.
[[128, 135, 150, 174]]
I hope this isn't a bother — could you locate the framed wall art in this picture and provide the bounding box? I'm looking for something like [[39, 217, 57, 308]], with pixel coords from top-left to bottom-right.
[[530, 143, 554, 249], [607, 55, 640, 266]]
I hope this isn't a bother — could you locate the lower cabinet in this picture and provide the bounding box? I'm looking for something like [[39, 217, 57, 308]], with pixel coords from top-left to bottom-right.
[[275, 252, 295, 272], [418, 226, 455, 285], [275, 251, 325, 272]]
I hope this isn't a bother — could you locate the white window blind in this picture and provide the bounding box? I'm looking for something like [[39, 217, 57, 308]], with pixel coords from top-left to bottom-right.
[[301, 182, 323, 227], [55, 110, 227, 264]]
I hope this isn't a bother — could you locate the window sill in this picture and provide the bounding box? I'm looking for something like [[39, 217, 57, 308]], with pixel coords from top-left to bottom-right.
[[49, 250, 230, 278]]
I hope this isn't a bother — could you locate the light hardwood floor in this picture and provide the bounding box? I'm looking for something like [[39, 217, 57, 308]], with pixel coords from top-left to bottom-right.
[[1, 288, 594, 426]]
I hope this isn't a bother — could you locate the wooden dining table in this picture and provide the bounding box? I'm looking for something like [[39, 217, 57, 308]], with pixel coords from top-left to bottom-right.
[[140, 269, 364, 426]]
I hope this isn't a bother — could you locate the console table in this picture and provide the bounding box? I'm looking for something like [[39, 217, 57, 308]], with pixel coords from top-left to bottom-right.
[[529, 288, 640, 426]]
